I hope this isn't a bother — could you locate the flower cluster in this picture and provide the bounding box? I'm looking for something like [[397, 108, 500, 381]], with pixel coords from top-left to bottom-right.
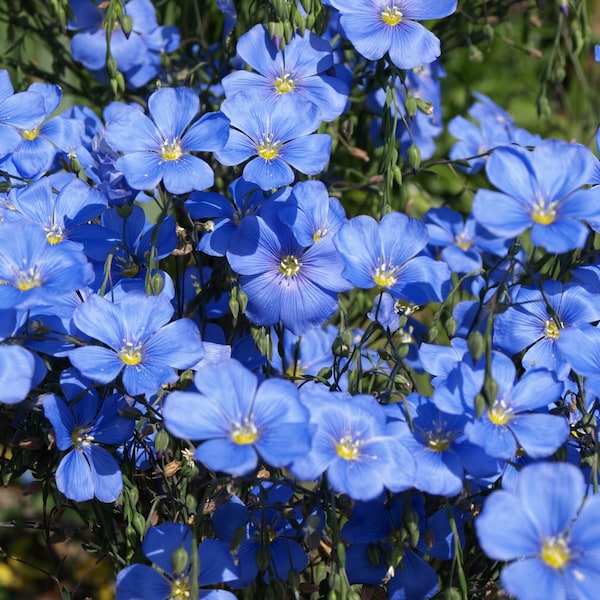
[[2, 3, 600, 600]]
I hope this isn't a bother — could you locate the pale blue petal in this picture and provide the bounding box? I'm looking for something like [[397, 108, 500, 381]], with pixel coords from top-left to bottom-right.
[[148, 87, 199, 140]]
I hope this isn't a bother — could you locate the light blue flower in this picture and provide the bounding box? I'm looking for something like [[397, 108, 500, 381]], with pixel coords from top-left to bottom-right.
[[69, 291, 204, 396], [222, 24, 349, 122], [472, 139, 600, 252], [330, 0, 457, 69], [105, 86, 229, 194], [215, 90, 332, 190], [476, 462, 600, 600], [163, 358, 311, 476]]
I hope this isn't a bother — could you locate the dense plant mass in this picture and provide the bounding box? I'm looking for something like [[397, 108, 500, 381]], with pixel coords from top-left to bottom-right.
[[1, 1, 600, 599]]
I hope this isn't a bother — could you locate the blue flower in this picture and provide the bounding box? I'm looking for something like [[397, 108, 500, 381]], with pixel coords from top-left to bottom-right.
[[69, 291, 204, 396], [211, 485, 310, 587], [476, 462, 600, 600], [448, 92, 541, 174], [105, 87, 230, 194], [163, 358, 311, 476], [423, 206, 509, 274], [330, 0, 457, 69], [227, 203, 351, 335], [116, 522, 237, 600], [334, 212, 450, 305], [187, 177, 284, 257], [0, 70, 46, 160], [472, 139, 600, 252], [341, 495, 465, 600], [291, 389, 415, 500], [492, 281, 600, 379], [215, 90, 332, 190], [9, 175, 107, 250], [0, 344, 36, 404], [68, 0, 180, 89], [388, 394, 503, 496], [42, 371, 135, 502], [0, 222, 94, 310], [222, 24, 349, 122]]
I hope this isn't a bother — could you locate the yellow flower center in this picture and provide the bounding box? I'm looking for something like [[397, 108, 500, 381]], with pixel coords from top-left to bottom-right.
[[455, 232, 472, 251], [487, 401, 512, 426], [119, 341, 143, 366], [544, 319, 561, 340], [257, 134, 281, 161], [541, 536, 571, 570], [231, 420, 259, 445], [45, 224, 64, 245], [161, 139, 183, 161], [15, 268, 43, 291], [71, 426, 94, 449], [426, 436, 450, 452], [171, 578, 191, 599], [381, 5, 403, 26], [373, 262, 399, 287], [531, 199, 558, 225], [22, 127, 40, 141], [336, 435, 361, 460], [274, 73, 295, 94], [313, 227, 328, 243], [279, 255, 301, 278]]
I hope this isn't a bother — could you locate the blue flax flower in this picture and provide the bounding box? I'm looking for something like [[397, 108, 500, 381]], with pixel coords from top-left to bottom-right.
[[68, 0, 180, 89], [472, 139, 600, 252], [43, 370, 135, 502], [388, 394, 502, 496], [476, 462, 600, 600], [342, 495, 466, 600], [0, 344, 36, 404], [222, 24, 348, 122], [215, 90, 332, 190], [492, 280, 600, 379], [163, 358, 311, 476], [290, 389, 415, 500], [330, 0, 457, 69], [211, 485, 309, 587], [227, 203, 351, 335], [334, 212, 450, 305], [0, 223, 94, 310], [105, 87, 230, 194], [69, 291, 204, 396], [0, 70, 46, 160], [432, 350, 569, 460], [116, 522, 237, 600]]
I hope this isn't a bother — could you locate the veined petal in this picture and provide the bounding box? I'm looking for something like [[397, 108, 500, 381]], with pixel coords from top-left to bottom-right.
[[117, 152, 164, 191], [56, 449, 95, 501], [281, 134, 331, 175], [472, 189, 532, 237], [195, 437, 257, 475], [148, 87, 199, 140], [388, 20, 441, 70], [143, 318, 203, 369], [68, 346, 124, 384], [89, 446, 123, 502], [161, 154, 214, 194], [475, 489, 541, 560], [484, 144, 537, 204], [403, 0, 458, 20], [182, 111, 230, 152], [243, 156, 294, 190], [509, 413, 569, 459]]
